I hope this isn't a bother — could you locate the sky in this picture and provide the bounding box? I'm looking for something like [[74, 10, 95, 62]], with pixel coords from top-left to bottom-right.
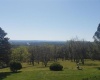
[[0, 0, 100, 41]]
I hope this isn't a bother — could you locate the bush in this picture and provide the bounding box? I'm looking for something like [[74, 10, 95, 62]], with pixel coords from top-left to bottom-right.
[[49, 63, 63, 71], [9, 62, 22, 72]]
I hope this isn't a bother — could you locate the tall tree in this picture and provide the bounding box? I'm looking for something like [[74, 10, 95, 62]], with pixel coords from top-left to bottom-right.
[[93, 23, 100, 42], [0, 27, 11, 66]]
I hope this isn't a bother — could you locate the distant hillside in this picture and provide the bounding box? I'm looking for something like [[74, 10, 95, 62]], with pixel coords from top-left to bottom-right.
[[9, 40, 66, 46]]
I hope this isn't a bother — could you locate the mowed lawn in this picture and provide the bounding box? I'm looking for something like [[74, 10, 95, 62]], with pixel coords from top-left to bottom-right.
[[0, 60, 100, 80]]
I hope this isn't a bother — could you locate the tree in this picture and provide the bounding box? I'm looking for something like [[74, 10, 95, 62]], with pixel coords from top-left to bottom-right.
[[93, 23, 100, 42], [11, 46, 29, 62], [0, 27, 11, 66], [93, 23, 100, 60], [28, 46, 35, 65], [65, 38, 88, 64]]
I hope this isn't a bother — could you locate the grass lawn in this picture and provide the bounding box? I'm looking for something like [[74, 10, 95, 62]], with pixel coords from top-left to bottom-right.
[[0, 60, 100, 80]]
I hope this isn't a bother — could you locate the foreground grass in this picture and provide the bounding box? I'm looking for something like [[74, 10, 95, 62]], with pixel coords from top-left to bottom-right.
[[0, 60, 100, 80]]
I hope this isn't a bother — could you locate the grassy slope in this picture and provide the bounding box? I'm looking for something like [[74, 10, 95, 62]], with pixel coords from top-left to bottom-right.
[[0, 60, 100, 80]]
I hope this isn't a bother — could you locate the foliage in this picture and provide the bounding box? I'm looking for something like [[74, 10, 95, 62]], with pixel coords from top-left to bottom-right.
[[10, 39, 100, 67], [11, 46, 29, 62], [49, 63, 63, 71], [0, 27, 11, 66], [9, 62, 22, 72], [93, 23, 100, 42], [0, 61, 7, 68]]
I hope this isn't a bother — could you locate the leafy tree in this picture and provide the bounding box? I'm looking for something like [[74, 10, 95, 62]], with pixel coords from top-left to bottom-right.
[[28, 46, 35, 65], [0, 27, 11, 66], [11, 46, 29, 62], [41, 45, 50, 67], [65, 38, 88, 64]]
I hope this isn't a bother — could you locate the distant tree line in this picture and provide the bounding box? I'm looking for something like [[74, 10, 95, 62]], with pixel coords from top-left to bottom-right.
[[10, 38, 100, 67]]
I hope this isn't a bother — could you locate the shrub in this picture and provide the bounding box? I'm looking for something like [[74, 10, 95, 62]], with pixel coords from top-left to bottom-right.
[[9, 62, 22, 72], [49, 63, 63, 71]]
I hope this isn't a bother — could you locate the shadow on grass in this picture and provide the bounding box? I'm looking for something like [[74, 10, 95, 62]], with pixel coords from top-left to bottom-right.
[[94, 67, 100, 70], [0, 71, 21, 80]]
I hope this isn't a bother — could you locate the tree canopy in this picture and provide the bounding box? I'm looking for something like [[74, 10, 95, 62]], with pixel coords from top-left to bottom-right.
[[93, 24, 100, 42], [0, 27, 11, 66]]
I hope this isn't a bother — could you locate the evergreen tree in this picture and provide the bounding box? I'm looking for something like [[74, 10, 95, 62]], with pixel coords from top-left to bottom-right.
[[0, 27, 11, 66], [93, 24, 100, 41]]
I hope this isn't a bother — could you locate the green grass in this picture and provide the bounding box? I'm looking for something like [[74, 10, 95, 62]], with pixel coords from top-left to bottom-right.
[[0, 60, 100, 80]]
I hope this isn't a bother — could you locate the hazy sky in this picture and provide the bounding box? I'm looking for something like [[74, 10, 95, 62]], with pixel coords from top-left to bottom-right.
[[0, 0, 100, 41]]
